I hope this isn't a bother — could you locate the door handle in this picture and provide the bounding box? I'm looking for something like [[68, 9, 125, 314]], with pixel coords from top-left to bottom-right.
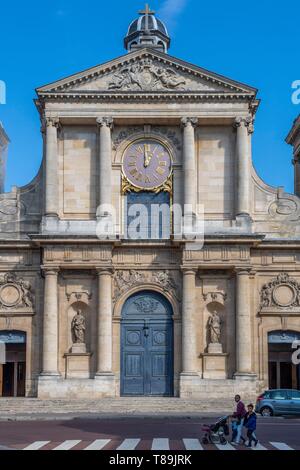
[[143, 321, 149, 338]]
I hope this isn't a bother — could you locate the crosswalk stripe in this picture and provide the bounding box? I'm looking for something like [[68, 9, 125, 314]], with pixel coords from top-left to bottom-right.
[[117, 439, 141, 450], [23, 441, 50, 450], [215, 442, 236, 451], [183, 439, 203, 450], [52, 440, 81, 450], [84, 439, 111, 450], [151, 439, 170, 450], [251, 443, 268, 451], [270, 442, 294, 451]]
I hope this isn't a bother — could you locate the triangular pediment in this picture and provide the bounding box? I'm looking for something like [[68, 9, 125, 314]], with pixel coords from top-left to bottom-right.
[[36, 49, 257, 97]]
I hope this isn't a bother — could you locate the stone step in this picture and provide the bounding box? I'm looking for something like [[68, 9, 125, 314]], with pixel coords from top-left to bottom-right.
[[0, 397, 239, 416]]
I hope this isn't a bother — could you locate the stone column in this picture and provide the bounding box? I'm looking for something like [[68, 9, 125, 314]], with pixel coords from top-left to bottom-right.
[[181, 118, 198, 215], [181, 268, 198, 373], [96, 117, 113, 217], [96, 268, 113, 375], [45, 117, 60, 217], [235, 268, 253, 376], [234, 116, 254, 217], [41, 267, 60, 376]]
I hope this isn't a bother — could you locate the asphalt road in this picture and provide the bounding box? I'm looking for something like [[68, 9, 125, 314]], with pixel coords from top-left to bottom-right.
[[0, 416, 299, 451]]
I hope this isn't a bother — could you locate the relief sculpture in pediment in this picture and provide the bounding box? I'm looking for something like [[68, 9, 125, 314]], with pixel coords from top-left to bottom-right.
[[108, 60, 186, 91]]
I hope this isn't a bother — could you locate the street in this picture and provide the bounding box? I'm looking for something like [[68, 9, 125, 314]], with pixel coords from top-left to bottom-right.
[[0, 416, 299, 451]]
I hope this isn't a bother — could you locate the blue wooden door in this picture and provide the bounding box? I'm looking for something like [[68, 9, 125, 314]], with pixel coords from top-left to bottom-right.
[[121, 292, 174, 396]]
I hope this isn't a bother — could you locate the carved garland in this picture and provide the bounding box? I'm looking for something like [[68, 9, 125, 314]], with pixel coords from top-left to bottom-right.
[[121, 173, 173, 195], [113, 270, 180, 302], [113, 126, 182, 152]]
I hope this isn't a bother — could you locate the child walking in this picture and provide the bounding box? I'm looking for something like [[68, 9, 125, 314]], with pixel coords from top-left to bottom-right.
[[244, 404, 258, 448]]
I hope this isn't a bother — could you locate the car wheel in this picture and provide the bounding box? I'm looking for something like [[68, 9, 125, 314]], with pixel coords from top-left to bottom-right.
[[261, 406, 273, 417]]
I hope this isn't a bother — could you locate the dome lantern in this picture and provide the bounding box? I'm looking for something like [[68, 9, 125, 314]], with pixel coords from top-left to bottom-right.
[[124, 4, 170, 53]]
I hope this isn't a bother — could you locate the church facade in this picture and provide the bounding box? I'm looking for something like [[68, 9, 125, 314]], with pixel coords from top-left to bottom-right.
[[0, 7, 300, 400]]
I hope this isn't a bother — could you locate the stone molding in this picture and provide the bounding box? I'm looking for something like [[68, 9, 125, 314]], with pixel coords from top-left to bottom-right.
[[66, 290, 92, 303], [203, 291, 227, 305]]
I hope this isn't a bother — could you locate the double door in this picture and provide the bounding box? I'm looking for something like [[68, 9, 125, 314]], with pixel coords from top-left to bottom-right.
[[121, 319, 173, 397]]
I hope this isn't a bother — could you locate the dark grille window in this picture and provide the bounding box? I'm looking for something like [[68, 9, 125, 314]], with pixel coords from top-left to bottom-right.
[[125, 192, 171, 240]]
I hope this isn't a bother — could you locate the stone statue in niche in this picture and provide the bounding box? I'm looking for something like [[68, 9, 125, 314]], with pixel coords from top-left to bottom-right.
[[207, 311, 223, 354], [71, 310, 86, 353]]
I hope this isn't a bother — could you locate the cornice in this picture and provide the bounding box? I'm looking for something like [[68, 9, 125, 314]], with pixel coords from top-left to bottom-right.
[[37, 92, 256, 104], [286, 114, 300, 145]]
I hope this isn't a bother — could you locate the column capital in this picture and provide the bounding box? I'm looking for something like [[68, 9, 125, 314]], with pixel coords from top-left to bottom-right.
[[181, 267, 198, 275], [95, 266, 114, 276], [181, 117, 198, 128], [235, 266, 252, 276], [234, 115, 254, 134], [96, 117, 114, 129], [45, 116, 60, 129], [41, 266, 60, 276]]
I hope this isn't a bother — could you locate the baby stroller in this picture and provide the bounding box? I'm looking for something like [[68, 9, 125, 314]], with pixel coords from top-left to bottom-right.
[[202, 415, 230, 445]]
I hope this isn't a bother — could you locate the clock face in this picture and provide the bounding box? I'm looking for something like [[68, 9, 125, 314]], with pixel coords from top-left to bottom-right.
[[123, 139, 172, 190]]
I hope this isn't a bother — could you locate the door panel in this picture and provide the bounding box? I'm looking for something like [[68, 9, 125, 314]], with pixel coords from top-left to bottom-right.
[[17, 362, 26, 397], [122, 325, 145, 396], [147, 323, 173, 396]]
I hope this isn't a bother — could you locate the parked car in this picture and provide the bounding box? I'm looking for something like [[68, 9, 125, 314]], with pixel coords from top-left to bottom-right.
[[256, 389, 300, 416]]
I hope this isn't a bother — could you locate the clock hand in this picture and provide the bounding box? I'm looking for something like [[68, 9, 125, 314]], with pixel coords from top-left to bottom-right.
[[144, 145, 153, 168]]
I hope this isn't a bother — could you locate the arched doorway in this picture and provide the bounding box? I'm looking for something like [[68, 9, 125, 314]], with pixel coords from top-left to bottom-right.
[[0, 331, 26, 397], [268, 331, 300, 390], [121, 291, 174, 397]]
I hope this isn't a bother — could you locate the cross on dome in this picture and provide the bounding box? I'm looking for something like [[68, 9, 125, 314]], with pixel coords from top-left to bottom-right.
[[124, 4, 170, 53]]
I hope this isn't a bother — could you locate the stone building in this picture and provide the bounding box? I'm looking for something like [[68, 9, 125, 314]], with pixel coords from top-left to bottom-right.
[[0, 7, 300, 400]]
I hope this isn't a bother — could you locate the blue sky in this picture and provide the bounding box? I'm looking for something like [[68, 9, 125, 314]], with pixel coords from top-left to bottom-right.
[[0, 0, 299, 193]]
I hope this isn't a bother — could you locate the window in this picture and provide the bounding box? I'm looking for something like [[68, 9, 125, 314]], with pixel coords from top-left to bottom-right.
[[125, 192, 171, 240], [290, 390, 300, 400], [269, 390, 287, 400]]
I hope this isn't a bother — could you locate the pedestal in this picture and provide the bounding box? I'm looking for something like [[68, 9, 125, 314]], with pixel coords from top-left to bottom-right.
[[71, 343, 86, 354], [208, 343, 223, 354], [202, 353, 228, 379], [64, 353, 92, 379]]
